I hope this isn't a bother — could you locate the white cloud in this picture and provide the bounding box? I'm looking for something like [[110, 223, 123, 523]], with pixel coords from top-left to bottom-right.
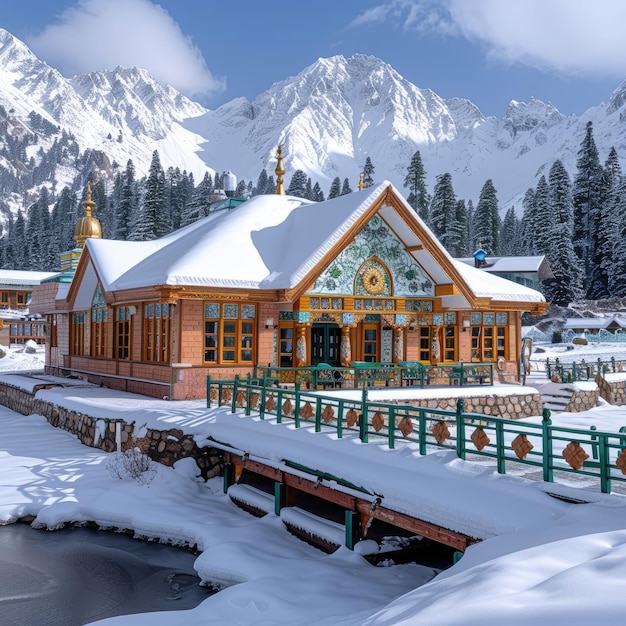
[[27, 0, 225, 99], [352, 0, 626, 78]]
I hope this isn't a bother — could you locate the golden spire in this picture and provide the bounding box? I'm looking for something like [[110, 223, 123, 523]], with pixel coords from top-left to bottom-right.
[[275, 145, 286, 195], [358, 172, 364, 191], [74, 181, 102, 247]]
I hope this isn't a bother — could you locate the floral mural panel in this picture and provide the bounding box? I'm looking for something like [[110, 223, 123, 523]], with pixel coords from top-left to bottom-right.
[[306, 214, 434, 297]]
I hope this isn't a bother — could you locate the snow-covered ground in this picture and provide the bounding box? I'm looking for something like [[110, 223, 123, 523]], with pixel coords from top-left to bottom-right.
[[1, 341, 626, 624]]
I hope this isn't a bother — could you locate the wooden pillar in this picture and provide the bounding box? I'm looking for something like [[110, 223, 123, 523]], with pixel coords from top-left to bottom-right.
[[296, 324, 308, 366], [393, 326, 404, 362], [340, 325, 352, 366]]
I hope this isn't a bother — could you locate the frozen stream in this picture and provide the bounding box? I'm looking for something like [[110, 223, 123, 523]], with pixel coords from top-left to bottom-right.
[[0, 523, 214, 625]]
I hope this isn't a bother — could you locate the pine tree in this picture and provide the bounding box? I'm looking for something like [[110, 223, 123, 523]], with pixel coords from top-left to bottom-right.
[[341, 178, 353, 195], [115, 160, 137, 240], [403, 150, 429, 220], [499, 206, 520, 256], [596, 148, 623, 297], [608, 176, 626, 296], [473, 179, 500, 253], [532, 176, 552, 255], [519, 189, 536, 254], [453, 199, 469, 256], [311, 182, 325, 202], [328, 177, 341, 199], [543, 159, 583, 305], [235, 180, 247, 197], [265, 175, 276, 194], [572, 121, 605, 297], [287, 170, 309, 198], [362, 157, 375, 188], [132, 150, 169, 240], [253, 170, 269, 196], [429, 173, 457, 252]]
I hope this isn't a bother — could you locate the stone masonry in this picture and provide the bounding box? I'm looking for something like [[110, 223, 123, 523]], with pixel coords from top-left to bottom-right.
[[0, 379, 224, 480]]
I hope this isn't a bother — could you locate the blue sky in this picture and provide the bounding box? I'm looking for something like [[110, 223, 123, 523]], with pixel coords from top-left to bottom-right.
[[2, 0, 626, 118]]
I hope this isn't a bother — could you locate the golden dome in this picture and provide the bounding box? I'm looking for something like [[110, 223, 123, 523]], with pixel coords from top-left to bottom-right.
[[74, 182, 102, 247]]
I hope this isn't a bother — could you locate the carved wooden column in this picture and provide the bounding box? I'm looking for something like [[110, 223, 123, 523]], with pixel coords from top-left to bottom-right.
[[296, 324, 308, 366], [393, 325, 404, 362], [340, 325, 352, 366]]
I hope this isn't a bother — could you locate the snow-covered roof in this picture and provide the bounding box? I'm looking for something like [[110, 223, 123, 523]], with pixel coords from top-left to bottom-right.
[[0, 269, 59, 286], [83, 182, 545, 306], [563, 316, 626, 330], [456, 255, 554, 278], [452, 260, 545, 303]]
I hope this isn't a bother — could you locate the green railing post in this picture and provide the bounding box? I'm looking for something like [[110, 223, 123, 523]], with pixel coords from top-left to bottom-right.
[[456, 398, 466, 460], [388, 406, 395, 449], [345, 510, 361, 551], [260, 382, 267, 420], [223, 462, 235, 493], [418, 408, 427, 455], [336, 400, 344, 439], [315, 396, 322, 432], [207, 375, 211, 408], [231, 375, 239, 414], [542, 408, 553, 483], [360, 388, 369, 443], [274, 482, 286, 516], [496, 419, 505, 474], [244, 375, 252, 416], [590, 425, 598, 460], [294, 383, 301, 428], [598, 433, 610, 494]]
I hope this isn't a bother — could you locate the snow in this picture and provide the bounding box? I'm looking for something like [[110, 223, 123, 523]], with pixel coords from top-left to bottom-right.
[[1, 342, 626, 624], [82, 183, 545, 308]]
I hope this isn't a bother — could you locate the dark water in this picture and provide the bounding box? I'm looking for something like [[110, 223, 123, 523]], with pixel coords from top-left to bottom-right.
[[0, 523, 214, 626]]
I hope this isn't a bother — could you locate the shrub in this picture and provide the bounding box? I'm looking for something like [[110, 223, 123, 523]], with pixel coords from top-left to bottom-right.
[[107, 447, 157, 485]]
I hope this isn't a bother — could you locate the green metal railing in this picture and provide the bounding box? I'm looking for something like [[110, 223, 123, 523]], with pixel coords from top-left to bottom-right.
[[250, 362, 494, 389], [208, 375, 626, 495], [545, 356, 626, 382]]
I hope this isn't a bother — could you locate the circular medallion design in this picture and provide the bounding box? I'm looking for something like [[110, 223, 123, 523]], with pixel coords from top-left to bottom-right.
[[362, 266, 386, 295]]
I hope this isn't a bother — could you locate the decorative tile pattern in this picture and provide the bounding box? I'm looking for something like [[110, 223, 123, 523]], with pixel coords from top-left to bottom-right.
[[307, 215, 434, 296]]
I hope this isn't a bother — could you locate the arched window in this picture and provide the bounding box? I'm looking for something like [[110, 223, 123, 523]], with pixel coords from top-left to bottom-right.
[[91, 286, 108, 357]]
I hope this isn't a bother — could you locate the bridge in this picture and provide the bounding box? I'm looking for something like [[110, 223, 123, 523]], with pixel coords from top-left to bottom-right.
[[207, 374, 626, 558]]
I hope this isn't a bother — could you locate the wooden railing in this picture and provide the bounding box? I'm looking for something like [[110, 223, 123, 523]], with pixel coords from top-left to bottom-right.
[[207, 376, 626, 495]]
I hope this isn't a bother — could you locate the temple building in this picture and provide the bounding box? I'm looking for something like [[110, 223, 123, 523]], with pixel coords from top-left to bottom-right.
[[31, 170, 547, 400]]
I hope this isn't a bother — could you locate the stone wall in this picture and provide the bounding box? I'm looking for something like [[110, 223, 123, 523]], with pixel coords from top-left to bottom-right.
[[597, 374, 626, 406], [0, 380, 223, 480], [564, 388, 599, 413], [389, 390, 543, 419]]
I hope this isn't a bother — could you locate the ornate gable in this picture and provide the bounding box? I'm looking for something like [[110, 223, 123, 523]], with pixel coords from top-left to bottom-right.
[[307, 214, 434, 297]]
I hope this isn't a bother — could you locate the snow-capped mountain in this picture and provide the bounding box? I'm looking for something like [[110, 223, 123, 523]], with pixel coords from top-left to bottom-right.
[[3, 27, 626, 213], [0, 29, 211, 185]]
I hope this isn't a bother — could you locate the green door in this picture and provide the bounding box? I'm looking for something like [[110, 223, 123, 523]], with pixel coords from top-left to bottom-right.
[[311, 324, 341, 366]]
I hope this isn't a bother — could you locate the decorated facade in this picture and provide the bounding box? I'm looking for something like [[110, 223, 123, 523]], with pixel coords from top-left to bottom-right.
[[31, 179, 547, 400]]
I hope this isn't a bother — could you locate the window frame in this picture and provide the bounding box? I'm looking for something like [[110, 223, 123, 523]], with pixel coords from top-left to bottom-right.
[[70, 311, 86, 355], [203, 302, 256, 365], [115, 306, 132, 360], [143, 303, 171, 363]]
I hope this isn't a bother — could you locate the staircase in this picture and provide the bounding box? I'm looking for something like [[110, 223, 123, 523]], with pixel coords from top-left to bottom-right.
[[525, 372, 575, 414]]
